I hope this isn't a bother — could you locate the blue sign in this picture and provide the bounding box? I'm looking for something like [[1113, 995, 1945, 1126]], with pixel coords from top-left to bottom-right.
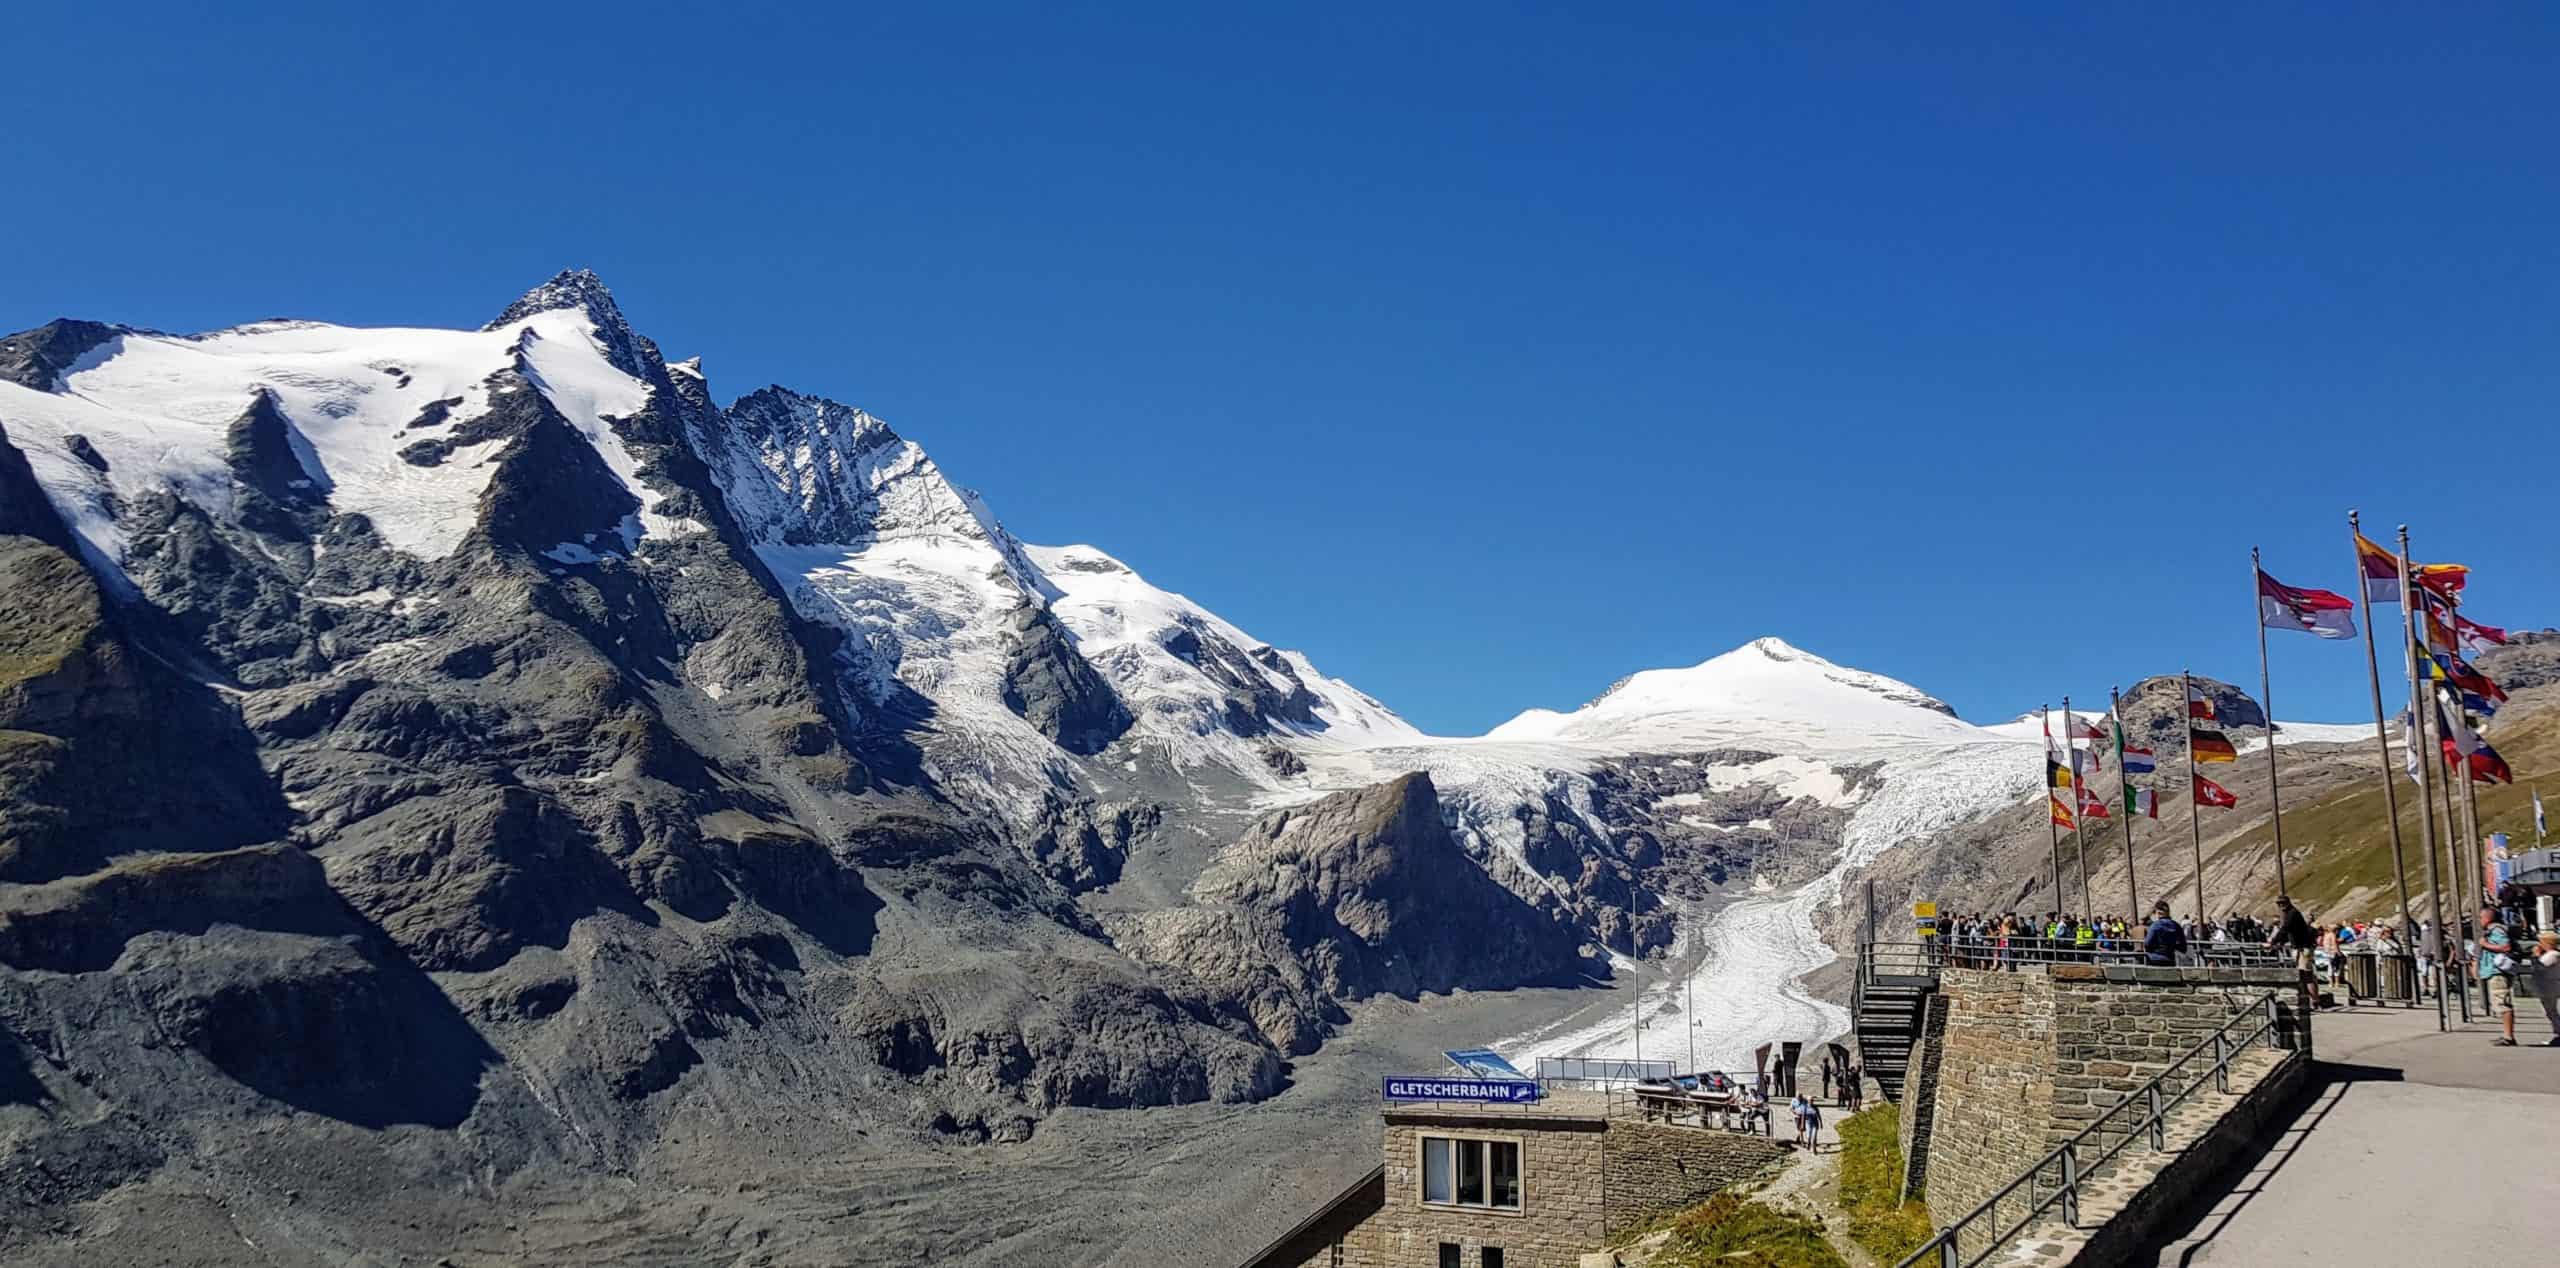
[[1384, 1076, 1542, 1104], [1442, 1048, 1532, 1080]]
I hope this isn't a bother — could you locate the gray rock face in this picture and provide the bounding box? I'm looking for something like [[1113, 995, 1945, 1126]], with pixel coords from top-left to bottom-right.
[[1118, 773, 1589, 1054], [0, 319, 118, 392], [0, 274, 1376, 1264], [999, 602, 1133, 756]]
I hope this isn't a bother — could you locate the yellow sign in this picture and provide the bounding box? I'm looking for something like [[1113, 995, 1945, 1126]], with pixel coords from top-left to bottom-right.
[[1913, 902, 1937, 918]]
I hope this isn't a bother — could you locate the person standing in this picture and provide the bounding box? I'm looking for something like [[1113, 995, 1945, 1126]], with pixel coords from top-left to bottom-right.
[[2270, 897, 2320, 1013], [2143, 901, 2188, 966], [2478, 908, 2519, 1046]]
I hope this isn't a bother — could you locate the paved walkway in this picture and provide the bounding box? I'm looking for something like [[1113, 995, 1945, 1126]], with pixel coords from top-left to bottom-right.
[[2131, 1002, 2560, 1266]]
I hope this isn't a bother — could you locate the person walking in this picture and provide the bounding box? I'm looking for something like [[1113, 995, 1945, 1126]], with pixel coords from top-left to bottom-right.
[[2530, 931, 2560, 1047], [2270, 897, 2320, 1014], [2143, 901, 2188, 966], [1790, 1093, 1819, 1149]]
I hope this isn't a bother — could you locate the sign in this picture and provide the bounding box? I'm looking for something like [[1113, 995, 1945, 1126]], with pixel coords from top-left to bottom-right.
[[1913, 902, 1937, 918], [1384, 1076, 1541, 1104], [1443, 1048, 1532, 1080], [1915, 900, 1938, 939]]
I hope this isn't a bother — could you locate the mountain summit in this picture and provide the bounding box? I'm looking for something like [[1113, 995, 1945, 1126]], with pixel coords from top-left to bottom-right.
[[1486, 636, 1964, 747]]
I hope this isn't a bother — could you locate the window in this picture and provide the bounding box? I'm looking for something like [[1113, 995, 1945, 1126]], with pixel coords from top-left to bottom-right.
[[1419, 1136, 1522, 1211], [1439, 1243, 1462, 1268], [1482, 1249, 1506, 1268]]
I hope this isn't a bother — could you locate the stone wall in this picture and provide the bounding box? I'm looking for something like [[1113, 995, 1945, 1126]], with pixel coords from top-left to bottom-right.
[[1896, 991, 1947, 1201], [2046, 965, 2305, 1141], [1599, 1121, 1787, 1232], [1366, 1108, 1608, 1268], [1916, 969, 2058, 1230], [1912, 964, 2306, 1262]]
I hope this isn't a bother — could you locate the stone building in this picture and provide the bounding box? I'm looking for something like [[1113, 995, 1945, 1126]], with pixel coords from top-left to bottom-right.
[[1243, 1091, 1785, 1268]]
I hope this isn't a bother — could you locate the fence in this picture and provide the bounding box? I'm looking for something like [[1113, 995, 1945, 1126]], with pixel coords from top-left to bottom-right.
[[1535, 1056, 1674, 1087]]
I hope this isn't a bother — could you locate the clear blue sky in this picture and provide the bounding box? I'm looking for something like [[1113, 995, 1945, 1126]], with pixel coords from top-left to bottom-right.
[[7, 3, 2554, 734]]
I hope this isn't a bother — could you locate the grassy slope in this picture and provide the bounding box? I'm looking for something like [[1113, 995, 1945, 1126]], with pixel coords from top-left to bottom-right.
[[1617, 1193, 1850, 1268], [1835, 1106, 1932, 1263], [2234, 687, 2555, 921]]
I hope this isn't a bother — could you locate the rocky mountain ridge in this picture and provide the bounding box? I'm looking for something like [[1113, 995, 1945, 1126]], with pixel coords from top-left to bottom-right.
[[0, 272, 2106, 1264]]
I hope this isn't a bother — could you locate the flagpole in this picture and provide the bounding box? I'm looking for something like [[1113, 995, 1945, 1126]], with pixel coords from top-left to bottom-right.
[[2042, 703, 2065, 915], [2350, 510, 2419, 957], [2065, 694, 2090, 916], [2183, 670, 2207, 935], [2112, 684, 2138, 919], [2399, 527, 2449, 1032], [2460, 748, 2485, 916], [2251, 546, 2290, 901]]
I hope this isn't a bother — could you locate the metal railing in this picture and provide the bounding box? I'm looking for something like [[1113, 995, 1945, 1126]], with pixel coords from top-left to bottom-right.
[[1857, 938, 2299, 982], [1892, 991, 2291, 1268]]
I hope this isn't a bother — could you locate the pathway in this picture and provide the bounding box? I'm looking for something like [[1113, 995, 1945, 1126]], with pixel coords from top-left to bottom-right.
[[2129, 1003, 2560, 1265]]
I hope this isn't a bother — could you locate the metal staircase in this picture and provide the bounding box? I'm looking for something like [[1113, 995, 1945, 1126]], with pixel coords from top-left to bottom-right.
[[1851, 941, 1942, 1101]]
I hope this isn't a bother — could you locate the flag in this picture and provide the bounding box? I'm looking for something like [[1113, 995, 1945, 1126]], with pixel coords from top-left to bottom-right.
[[2068, 713, 2108, 744], [2439, 652, 2507, 705], [2258, 568, 2357, 639], [2449, 743, 2514, 785], [2193, 773, 2237, 808], [2354, 532, 2401, 604], [2400, 709, 2421, 786], [2050, 795, 2076, 828], [2191, 729, 2238, 763], [2186, 684, 2216, 720], [2072, 746, 2102, 779], [2414, 561, 2469, 599], [2077, 788, 2112, 819], [2455, 614, 2509, 659], [2421, 602, 2460, 655], [2461, 689, 2501, 718], [2435, 689, 2484, 757], [2047, 755, 2073, 790], [2355, 533, 2466, 602], [2536, 788, 2546, 838], [2127, 786, 2159, 819], [2119, 744, 2157, 775]]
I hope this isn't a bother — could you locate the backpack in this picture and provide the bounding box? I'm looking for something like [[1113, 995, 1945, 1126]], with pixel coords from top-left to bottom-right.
[[2480, 928, 2516, 980]]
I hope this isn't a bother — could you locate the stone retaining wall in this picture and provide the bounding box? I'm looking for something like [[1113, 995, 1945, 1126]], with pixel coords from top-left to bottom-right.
[[1914, 965, 2302, 1223], [1600, 1120, 1787, 1233]]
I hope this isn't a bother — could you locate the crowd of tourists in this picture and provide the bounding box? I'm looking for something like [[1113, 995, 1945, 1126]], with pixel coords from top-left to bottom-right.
[[1930, 897, 2560, 1045]]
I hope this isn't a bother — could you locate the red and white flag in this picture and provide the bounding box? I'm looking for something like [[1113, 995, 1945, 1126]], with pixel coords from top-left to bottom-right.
[[2193, 773, 2238, 808], [2258, 569, 2357, 640], [2455, 614, 2509, 660], [2186, 684, 2217, 721]]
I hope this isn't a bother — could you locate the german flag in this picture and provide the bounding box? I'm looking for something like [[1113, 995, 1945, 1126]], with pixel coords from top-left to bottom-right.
[[2190, 729, 2238, 763]]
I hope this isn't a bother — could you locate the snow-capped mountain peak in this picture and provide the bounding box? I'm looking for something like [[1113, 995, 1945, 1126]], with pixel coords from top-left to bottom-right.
[[1022, 543, 1420, 753], [1483, 635, 1965, 749], [485, 268, 655, 380]]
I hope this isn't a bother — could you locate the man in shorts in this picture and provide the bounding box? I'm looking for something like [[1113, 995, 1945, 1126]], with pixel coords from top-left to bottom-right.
[[2477, 908, 2518, 1046]]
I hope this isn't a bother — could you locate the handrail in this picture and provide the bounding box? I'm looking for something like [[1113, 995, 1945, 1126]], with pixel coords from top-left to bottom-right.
[[1891, 990, 2290, 1268], [1855, 939, 2294, 980]]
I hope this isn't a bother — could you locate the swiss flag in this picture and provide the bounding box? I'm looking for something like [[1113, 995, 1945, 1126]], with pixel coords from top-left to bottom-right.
[[2193, 773, 2238, 808]]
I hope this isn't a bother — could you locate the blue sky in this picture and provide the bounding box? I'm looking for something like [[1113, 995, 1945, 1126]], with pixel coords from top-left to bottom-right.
[[7, 3, 2554, 733]]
